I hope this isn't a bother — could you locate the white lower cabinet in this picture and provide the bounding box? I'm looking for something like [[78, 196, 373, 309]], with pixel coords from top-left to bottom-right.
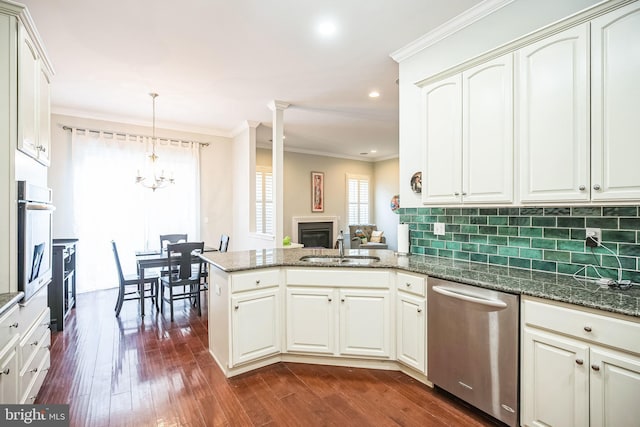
[[396, 292, 425, 373], [338, 289, 391, 358], [395, 272, 427, 373], [285, 287, 391, 359], [521, 298, 640, 427], [231, 287, 280, 366], [590, 347, 640, 427], [286, 287, 335, 354], [285, 268, 392, 359], [0, 335, 19, 404]]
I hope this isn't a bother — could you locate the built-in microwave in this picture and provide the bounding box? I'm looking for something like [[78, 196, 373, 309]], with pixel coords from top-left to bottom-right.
[[18, 181, 55, 300]]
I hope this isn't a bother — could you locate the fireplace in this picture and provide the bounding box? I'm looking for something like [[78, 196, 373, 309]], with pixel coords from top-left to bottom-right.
[[298, 222, 333, 248], [292, 216, 339, 249]]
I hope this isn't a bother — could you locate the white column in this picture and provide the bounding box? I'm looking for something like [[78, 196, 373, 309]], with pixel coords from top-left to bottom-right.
[[267, 100, 289, 245]]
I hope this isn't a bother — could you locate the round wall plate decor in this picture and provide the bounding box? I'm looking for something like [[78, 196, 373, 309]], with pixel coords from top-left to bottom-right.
[[410, 171, 422, 193]]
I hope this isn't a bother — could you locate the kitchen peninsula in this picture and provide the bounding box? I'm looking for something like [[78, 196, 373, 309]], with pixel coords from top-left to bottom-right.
[[202, 247, 640, 426]]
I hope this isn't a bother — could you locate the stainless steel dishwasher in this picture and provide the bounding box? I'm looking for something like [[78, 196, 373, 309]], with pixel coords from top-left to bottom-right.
[[427, 277, 519, 427]]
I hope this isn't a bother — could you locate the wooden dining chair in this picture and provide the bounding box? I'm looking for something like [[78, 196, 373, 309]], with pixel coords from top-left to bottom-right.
[[111, 240, 159, 317], [159, 234, 187, 276], [159, 234, 187, 251], [160, 241, 205, 321]]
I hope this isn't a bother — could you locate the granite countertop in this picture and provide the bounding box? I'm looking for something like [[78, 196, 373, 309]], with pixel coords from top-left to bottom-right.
[[0, 291, 24, 317], [201, 248, 640, 318]]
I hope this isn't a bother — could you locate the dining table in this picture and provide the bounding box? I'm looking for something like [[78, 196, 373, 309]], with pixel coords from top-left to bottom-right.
[[135, 246, 218, 309]]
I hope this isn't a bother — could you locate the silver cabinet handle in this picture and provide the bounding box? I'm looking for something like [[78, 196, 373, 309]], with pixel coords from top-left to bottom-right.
[[327, 297, 332, 302], [454, 192, 460, 196], [576, 359, 584, 365], [0, 368, 9, 375], [461, 192, 467, 196], [417, 308, 422, 313], [579, 185, 586, 191], [255, 280, 261, 285], [9, 322, 18, 329], [234, 305, 239, 310], [591, 364, 600, 371], [341, 298, 345, 303], [405, 282, 411, 287], [29, 367, 38, 373], [31, 341, 38, 347], [593, 184, 601, 190], [584, 326, 592, 332]]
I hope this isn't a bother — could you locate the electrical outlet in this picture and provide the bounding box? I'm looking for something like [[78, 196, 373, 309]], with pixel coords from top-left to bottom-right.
[[434, 222, 446, 236], [586, 227, 601, 247]]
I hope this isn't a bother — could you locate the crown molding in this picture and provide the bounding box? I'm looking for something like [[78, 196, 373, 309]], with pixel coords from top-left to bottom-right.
[[390, 0, 514, 63], [231, 120, 260, 137], [267, 100, 291, 111]]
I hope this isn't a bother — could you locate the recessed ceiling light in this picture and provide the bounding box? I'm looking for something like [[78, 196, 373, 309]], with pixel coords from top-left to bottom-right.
[[317, 20, 337, 37], [369, 91, 380, 98], [370, 149, 377, 153]]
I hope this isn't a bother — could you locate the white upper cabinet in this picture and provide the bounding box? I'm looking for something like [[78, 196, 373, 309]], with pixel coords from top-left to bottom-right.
[[422, 75, 462, 204], [590, 2, 640, 201], [517, 24, 589, 203], [422, 54, 513, 205], [17, 22, 51, 166], [462, 55, 513, 204]]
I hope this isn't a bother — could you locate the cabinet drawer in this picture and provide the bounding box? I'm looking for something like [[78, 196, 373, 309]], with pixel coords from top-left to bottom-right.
[[523, 299, 640, 355], [0, 304, 19, 350], [397, 272, 426, 296], [17, 285, 48, 337], [19, 309, 50, 372], [231, 269, 280, 293], [286, 268, 390, 288], [20, 350, 49, 404]]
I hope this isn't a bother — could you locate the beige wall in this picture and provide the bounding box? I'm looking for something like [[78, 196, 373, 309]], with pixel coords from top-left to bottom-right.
[[47, 114, 233, 249], [258, 148, 399, 247], [373, 158, 400, 251]]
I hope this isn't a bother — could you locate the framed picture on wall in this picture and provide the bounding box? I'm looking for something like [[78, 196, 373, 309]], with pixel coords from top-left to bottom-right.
[[311, 171, 324, 212]]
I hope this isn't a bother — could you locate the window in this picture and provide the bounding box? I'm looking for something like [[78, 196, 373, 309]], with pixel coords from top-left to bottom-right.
[[256, 166, 273, 234], [347, 174, 370, 224]]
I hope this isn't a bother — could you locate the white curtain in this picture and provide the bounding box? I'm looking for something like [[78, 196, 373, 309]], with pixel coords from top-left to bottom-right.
[[70, 128, 201, 293]]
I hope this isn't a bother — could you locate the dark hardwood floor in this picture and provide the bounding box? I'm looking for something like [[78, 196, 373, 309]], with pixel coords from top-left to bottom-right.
[[37, 288, 501, 427]]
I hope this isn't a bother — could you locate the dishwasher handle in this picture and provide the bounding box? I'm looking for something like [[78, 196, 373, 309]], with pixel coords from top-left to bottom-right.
[[431, 285, 508, 308]]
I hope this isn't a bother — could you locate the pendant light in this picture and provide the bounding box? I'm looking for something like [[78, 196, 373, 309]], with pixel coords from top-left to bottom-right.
[[135, 93, 175, 191]]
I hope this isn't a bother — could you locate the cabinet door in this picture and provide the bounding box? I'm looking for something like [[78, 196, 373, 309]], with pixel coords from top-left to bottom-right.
[[396, 292, 425, 373], [462, 54, 513, 203], [37, 64, 51, 166], [231, 288, 280, 366], [518, 24, 589, 203], [591, 3, 640, 201], [286, 287, 335, 354], [521, 328, 589, 427], [422, 75, 462, 204], [339, 289, 391, 358], [18, 25, 39, 160], [590, 347, 640, 427]]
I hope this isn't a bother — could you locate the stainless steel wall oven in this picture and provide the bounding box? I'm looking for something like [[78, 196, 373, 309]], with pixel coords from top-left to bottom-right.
[[18, 181, 55, 300]]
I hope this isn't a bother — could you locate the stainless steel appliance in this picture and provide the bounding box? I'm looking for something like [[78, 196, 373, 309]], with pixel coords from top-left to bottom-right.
[[428, 278, 519, 426], [18, 181, 55, 300]]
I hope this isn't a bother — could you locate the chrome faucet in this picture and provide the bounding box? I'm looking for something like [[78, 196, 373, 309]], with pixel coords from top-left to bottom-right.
[[337, 230, 344, 258]]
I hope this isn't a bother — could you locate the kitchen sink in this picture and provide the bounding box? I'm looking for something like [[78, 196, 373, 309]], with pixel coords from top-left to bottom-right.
[[299, 255, 381, 265]]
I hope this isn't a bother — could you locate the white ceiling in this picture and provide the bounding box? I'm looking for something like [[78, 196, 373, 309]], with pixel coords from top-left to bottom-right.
[[21, 0, 482, 160]]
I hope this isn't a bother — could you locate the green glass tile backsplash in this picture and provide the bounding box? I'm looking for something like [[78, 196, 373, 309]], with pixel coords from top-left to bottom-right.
[[398, 206, 640, 282]]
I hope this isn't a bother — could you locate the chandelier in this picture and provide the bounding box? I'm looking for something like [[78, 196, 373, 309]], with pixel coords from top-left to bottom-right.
[[135, 93, 175, 191]]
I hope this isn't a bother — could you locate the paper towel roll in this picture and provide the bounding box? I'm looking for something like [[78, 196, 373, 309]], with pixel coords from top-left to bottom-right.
[[397, 223, 409, 255]]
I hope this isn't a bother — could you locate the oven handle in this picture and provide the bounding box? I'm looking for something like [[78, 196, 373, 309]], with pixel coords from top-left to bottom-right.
[[22, 202, 55, 211], [431, 285, 507, 308]]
